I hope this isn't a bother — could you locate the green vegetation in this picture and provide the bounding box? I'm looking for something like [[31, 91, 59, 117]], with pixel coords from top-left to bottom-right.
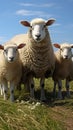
[[0, 78, 73, 130]]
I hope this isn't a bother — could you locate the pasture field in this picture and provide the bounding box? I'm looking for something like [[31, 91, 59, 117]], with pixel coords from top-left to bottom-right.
[[0, 78, 73, 130]]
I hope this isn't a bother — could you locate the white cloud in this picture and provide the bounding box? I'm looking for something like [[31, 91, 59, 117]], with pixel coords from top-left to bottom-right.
[[16, 10, 41, 16], [52, 23, 61, 27], [20, 3, 55, 8], [20, 3, 34, 7], [16, 9, 52, 18]]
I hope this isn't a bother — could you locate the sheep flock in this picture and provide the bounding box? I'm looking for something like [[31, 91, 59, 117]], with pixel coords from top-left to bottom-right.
[[0, 17, 73, 102]]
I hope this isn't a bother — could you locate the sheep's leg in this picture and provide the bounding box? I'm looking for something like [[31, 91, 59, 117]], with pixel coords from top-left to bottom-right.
[[10, 82, 15, 102], [58, 80, 62, 99], [16, 83, 21, 91], [2, 81, 8, 100], [0, 84, 3, 96], [25, 78, 30, 92], [65, 79, 70, 97], [53, 81, 57, 97], [40, 77, 46, 101], [30, 76, 35, 99]]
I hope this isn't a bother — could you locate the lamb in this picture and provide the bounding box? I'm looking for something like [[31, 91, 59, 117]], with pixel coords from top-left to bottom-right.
[[10, 18, 56, 101], [0, 42, 25, 102], [52, 43, 73, 99]]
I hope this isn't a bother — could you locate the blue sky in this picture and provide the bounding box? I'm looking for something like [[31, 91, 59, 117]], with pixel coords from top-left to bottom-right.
[[0, 0, 73, 44]]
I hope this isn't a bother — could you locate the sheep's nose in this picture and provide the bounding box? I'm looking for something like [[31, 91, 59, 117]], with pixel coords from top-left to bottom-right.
[[64, 55, 68, 59], [9, 57, 14, 61], [35, 34, 41, 38]]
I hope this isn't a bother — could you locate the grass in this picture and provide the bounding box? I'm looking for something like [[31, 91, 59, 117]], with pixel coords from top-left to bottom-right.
[[0, 78, 73, 130]]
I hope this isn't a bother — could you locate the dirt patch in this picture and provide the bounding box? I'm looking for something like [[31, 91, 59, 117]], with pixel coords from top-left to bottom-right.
[[51, 106, 73, 130]]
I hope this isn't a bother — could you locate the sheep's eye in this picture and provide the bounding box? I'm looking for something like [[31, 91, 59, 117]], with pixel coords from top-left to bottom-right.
[[30, 26, 34, 30], [60, 48, 63, 51], [4, 49, 7, 53], [32, 26, 34, 30], [14, 48, 17, 53], [15, 48, 17, 51]]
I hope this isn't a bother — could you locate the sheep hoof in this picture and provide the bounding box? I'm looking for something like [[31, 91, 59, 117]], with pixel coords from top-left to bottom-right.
[[52, 90, 56, 98], [4, 97, 8, 100], [40, 97, 46, 102], [4, 95, 8, 100], [57, 96, 63, 100], [29, 97, 35, 103], [10, 97, 14, 102], [66, 92, 71, 98], [57, 92, 63, 100]]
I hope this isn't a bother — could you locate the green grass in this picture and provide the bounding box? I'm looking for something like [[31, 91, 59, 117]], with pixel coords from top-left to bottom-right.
[[0, 78, 73, 130]]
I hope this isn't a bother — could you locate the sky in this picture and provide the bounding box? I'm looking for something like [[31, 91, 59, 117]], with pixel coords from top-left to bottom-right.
[[0, 0, 73, 45]]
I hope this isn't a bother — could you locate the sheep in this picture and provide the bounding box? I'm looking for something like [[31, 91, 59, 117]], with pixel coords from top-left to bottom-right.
[[10, 18, 56, 101], [0, 42, 25, 102], [52, 43, 73, 99]]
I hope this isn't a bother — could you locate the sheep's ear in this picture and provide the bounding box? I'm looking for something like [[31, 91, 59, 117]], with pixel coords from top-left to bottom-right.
[[70, 44, 73, 48], [53, 43, 60, 49], [46, 18, 56, 26], [18, 43, 26, 49], [0, 45, 4, 50], [20, 20, 30, 27]]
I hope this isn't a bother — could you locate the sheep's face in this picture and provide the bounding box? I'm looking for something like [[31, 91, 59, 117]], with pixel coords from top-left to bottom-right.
[[20, 18, 55, 43], [4, 46, 19, 63], [30, 23, 46, 42], [0, 43, 25, 63], [53, 43, 73, 59], [60, 47, 72, 59]]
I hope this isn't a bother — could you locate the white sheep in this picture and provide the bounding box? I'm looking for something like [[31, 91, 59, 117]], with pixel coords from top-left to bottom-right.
[[10, 18, 56, 101], [52, 43, 73, 99], [0, 43, 25, 102]]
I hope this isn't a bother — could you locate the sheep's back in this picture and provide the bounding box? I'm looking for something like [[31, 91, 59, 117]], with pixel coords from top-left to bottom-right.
[[11, 34, 28, 45]]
